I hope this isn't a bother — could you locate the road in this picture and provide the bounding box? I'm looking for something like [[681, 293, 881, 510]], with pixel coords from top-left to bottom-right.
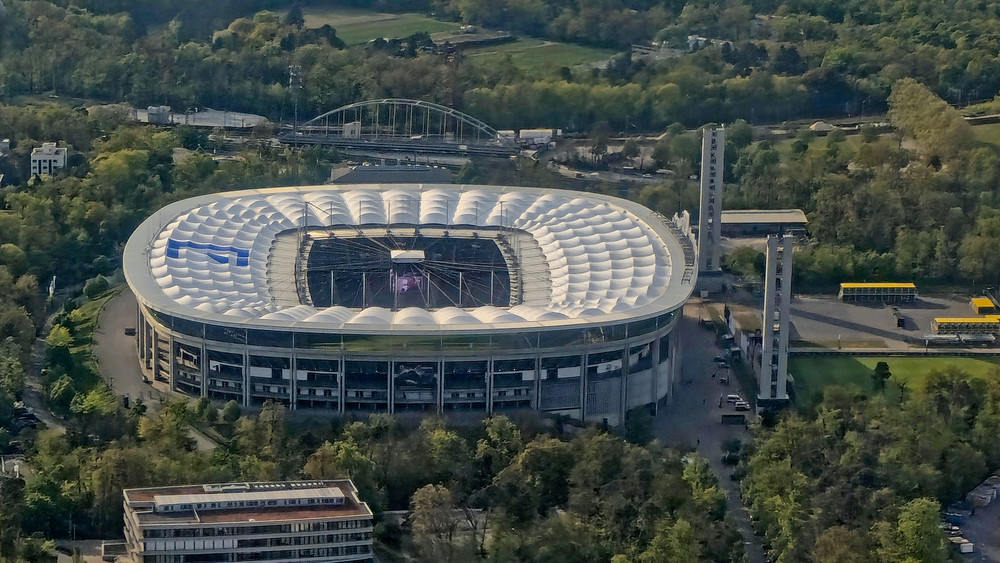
[[92, 286, 166, 409], [93, 287, 218, 451], [655, 301, 766, 563]]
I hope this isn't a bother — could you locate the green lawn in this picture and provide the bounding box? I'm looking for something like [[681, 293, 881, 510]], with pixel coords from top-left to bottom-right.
[[772, 132, 864, 159], [68, 285, 122, 354], [299, 7, 459, 45], [789, 355, 1000, 409], [463, 38, 617, 78], [971, 121, 1000, 149]]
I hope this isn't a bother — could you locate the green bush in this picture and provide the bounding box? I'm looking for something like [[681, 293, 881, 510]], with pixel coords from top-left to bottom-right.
[[83, 275, 110, 298], [221, 399, 241, 423]]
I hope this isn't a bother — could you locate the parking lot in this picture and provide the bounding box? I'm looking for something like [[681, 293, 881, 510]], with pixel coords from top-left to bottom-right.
[[787, 294, 980, 349]]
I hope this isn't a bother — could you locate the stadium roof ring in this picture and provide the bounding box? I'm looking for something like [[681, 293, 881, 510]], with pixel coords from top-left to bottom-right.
[[124, 184, 697, 423], [125, 184, 695, 334]]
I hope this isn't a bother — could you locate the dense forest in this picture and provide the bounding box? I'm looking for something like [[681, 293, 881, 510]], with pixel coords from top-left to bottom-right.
[[714, 78, 1000, 290], [2, 402, 744, 562], [742, 367, 1000, 562], [3, 0, 1000, 129]]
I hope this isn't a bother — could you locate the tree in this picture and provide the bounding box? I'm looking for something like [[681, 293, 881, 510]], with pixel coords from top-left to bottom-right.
[[411, 484, 461, 563], [636, 518, 700, 562], [872, 361, 892, 394], [874, 498, 948, 563], [221, 399, 241, 423], [304, 440, 374, 483], [722, 246, 766, 282], [621, 138, 640, 165], [283, 6, 304, 29], [475, 415, 522, 479], [193, 396, 211, 419], [860, 124, 879, 143], [811, 525, 867, 563], [0, 477, 26, 558], [494, 436, 574, 523], [622, 407, 653, 444], [590, 121, 612, 163], [204, 404, 218, 424], [0, 341, 26, 398], [651, 141, 671, 169], [423, 422, 470, 485], [888, 78, 972, 162]]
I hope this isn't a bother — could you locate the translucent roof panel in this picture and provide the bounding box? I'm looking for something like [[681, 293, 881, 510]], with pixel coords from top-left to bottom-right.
[[124, 184, 694, 333]]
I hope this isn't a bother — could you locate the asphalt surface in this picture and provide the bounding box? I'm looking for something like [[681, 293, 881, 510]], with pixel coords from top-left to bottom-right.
[[93, 287, 217, 451], [92, 286, 166, 408], [955, 499, 999, 561], [655, 301, 765, 563]]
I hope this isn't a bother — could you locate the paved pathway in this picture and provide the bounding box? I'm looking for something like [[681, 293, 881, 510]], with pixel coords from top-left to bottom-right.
[[93, 287, 218, 451], [655, 302, 765, 563]]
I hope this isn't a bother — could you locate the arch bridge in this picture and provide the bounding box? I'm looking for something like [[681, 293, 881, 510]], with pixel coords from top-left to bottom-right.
[[282, 98, 518, 157]]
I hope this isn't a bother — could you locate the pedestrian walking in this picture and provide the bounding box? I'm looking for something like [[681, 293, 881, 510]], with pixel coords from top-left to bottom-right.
[[696, 439, 700, 446]]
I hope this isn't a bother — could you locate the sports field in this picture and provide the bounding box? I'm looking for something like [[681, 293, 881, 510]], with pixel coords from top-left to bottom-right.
[[463, 38, 616, 77], [300, 7, 459, 45], [789, 355, 1000, 409]]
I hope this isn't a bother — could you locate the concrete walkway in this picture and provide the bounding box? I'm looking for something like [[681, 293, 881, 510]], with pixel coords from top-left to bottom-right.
[[655, 302, 765, 563]]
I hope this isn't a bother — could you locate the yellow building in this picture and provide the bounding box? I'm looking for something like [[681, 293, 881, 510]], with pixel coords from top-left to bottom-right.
[[970, 297, 996, 315], [838, 282, 917, 303]]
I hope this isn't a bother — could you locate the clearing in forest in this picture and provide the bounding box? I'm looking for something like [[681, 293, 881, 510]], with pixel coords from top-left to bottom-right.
[[300, 6, 459, 45]]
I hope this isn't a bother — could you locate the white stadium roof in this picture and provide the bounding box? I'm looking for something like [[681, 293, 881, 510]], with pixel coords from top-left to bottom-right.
[[124, 185, 695, 333]]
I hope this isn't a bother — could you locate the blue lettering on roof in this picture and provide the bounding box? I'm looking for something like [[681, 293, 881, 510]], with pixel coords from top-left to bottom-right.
[[167, 239, 250, 266]]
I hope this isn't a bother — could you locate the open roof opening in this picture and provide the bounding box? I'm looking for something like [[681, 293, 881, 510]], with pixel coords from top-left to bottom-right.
[[304, 230, 512, 310]]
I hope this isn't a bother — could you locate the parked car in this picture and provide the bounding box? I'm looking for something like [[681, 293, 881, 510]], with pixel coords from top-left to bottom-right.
[[726, 394, 742, 404], [734, 401, 751, 411]]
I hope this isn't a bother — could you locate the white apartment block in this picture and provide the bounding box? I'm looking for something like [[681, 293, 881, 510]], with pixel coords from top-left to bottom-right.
[[123, 480, 374, 563], [30, 142, 67, 175]]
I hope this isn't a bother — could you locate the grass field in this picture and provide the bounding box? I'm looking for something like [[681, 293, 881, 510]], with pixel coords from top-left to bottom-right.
[[463, 38, 616, 77], [789, 355, 1000, 409], [300, 6, 459, 45], [68, 286, 123, 356], [972, 122, 1000, 149], [297, 6, 614, 75], [772, 132, 865, 158]]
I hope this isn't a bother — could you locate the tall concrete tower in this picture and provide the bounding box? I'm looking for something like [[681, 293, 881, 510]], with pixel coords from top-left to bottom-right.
[[698, 127, 724, 273], [759, 234, 793, 407]]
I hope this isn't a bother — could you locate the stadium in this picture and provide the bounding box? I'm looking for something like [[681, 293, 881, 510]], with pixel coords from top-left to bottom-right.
[[123, 184, 696, 425]]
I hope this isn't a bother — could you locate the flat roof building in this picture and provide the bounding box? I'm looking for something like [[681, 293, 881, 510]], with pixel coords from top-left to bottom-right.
[[123, 480, 374, 563], [720, 209, 807, 237], [971, 297, 996, 315], [932, 316, 1000, 335], [30, 142, 67, 176], [838, 282, 917, 303]]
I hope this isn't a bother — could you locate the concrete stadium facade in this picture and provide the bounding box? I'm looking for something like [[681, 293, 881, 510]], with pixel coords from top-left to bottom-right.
[[124, 184, 697, 425]]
